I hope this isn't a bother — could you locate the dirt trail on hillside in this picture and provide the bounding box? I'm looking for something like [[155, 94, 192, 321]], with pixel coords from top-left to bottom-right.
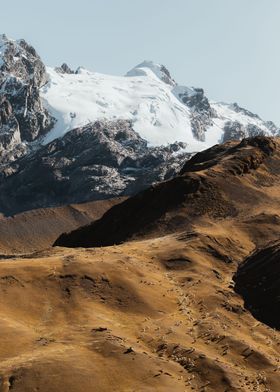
[[1, 137, 280, 391]]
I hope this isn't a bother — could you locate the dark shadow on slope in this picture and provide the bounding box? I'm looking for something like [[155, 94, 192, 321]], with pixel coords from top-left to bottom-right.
[[234, 241, 280, 330], [53, 136, 278, 248], [53, 175, 203, 247]]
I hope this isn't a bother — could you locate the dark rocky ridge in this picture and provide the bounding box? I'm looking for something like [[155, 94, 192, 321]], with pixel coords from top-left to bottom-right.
[[220, 104, 279, 143], [180, 135, 275, 173], [159, 64, 176, 86], [54, 136, 278, 248], [222, 121, 268, 143], [0, 95, 20, 152], [0, 120, 190, 216], [0, 34, 53, 156], [234, 241, 280, 330], [55, 63, 75, 74], [173, 86, 215, 142]]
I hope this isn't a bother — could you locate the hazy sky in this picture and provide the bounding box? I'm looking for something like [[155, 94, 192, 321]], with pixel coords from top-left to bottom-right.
[[2, 0, 280, 124]]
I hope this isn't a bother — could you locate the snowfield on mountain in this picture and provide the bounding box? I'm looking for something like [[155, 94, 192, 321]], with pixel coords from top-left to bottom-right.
[[41, 60, 279, 151]]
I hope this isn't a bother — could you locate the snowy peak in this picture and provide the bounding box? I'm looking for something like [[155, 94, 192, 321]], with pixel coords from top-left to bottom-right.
[[40, 59, 279, 151], [126, 60, 176, 86], [42, 64, 209, 149], [0, 34, 44, 85], [0, 34, 279, 161]]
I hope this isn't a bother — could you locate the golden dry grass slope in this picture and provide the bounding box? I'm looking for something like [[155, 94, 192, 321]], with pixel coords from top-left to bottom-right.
[[0, 137, 280, 391], [0, 198, 124, 254]]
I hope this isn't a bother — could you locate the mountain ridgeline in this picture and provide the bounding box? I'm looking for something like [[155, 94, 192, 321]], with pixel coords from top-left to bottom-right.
[[0, 34, 279, 216], [54, 136, 279, 247]]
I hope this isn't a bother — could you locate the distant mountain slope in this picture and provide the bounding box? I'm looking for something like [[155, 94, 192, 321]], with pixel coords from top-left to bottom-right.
[[0, 197, 124, 254]]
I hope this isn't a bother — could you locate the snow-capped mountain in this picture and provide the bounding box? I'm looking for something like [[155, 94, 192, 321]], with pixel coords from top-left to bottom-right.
[[0, 34, 279, 215], [41, 60, 279, 150]]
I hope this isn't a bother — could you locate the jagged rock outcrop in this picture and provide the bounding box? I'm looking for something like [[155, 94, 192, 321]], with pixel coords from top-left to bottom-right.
[[222, 121, 246, 142], [0, 96, 20, 147], [229, 103, 260, 119], [55, 63, 75, 74], [265, 120, 279, 135], [0, 120, 190, 216], [221, 104, 279, 143], [222, 121, 274, 143], [0, 34, 54, 151], [222, 120, 269, 142], [159, 64, 176, 86], [173, 86, 215, 141]]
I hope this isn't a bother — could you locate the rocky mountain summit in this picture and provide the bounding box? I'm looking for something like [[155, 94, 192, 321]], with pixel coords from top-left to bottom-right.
[[0, 35, 279, 215], [0, 34, 53, 160]]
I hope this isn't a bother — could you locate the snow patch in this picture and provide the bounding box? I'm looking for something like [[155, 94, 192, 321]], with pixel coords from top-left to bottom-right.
[[40, 61, 278, 152], [41, 66, 206, 150]]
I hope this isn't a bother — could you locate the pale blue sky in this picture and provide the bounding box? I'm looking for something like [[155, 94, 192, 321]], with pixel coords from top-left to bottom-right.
[[2, 0, 280, 124]]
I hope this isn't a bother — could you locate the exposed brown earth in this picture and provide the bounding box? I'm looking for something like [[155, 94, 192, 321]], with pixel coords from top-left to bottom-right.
[[0, 197, 124, 254], [0, 136, 280, 391]]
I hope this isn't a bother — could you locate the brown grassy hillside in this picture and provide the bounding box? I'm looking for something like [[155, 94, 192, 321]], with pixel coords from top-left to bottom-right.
[[0, 137, 280, 391], [0, 197, 124, 254]]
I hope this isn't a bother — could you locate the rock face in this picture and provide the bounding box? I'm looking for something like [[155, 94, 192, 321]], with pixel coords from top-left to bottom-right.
[[234, 241, 280, 330], [0, 34, 53, 153], [55, 63, 75, 74], [0, 96, 20, 149], [0, 120, 190, 216], [222, 121, 271, 143], [222, 121, 246, 142], [221, 104, 279, 143], [173, 86, 214, 141]]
